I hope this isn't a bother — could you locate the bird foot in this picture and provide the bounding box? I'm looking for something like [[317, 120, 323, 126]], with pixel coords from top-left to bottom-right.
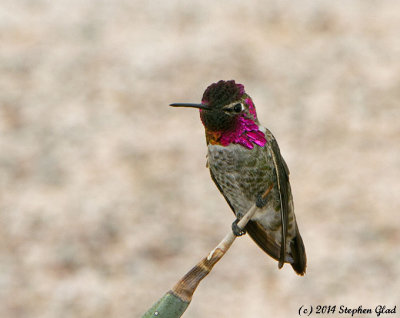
[[256, 192, 269, 208], [232, 218, 246, 236]]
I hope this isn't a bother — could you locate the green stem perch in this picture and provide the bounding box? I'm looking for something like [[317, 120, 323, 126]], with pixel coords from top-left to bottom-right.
[[141, 185, 273, 318], [142, 292, 189, 318]]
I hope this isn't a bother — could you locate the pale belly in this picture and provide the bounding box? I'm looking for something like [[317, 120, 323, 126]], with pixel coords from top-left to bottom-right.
[[207, 143, 283, 234]]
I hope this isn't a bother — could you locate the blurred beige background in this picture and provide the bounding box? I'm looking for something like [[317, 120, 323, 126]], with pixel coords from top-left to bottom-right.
[[1, 1, 400, 317]]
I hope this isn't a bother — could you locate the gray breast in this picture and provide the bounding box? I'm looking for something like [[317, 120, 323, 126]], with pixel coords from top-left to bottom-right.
[[207, 143, 279, 219]]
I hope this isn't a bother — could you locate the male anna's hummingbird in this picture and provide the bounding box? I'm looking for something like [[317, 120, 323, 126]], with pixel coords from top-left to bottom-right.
[[170, 80, 306, 275]]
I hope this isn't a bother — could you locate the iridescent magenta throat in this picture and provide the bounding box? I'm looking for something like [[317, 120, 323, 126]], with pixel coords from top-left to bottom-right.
[[219, 114, 267, 149]]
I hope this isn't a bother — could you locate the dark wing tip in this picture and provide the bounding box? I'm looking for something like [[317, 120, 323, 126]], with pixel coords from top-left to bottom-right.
[[245, 221, 281, 262]]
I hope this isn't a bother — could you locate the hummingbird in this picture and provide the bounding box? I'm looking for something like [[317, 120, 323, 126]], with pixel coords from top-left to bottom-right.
[[170, 80, 306, 275]]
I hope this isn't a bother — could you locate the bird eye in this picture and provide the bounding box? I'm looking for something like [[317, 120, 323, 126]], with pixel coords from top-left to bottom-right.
[[233, 103, 243, 113]]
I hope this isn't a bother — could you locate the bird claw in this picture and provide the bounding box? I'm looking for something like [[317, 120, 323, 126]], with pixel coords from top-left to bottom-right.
[[256, 192, 268, 208], [232, 218, 246, 236]]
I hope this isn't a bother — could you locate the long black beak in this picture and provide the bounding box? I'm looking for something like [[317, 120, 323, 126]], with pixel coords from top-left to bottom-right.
[[169, 103, 212, 110]]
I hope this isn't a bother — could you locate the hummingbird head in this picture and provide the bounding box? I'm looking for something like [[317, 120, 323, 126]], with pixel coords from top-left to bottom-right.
[[170, 80, 266, 149]]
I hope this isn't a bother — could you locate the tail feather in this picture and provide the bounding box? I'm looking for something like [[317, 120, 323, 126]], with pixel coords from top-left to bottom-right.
[[247, 220, 307, 275], [290, 226, 307, 275]]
